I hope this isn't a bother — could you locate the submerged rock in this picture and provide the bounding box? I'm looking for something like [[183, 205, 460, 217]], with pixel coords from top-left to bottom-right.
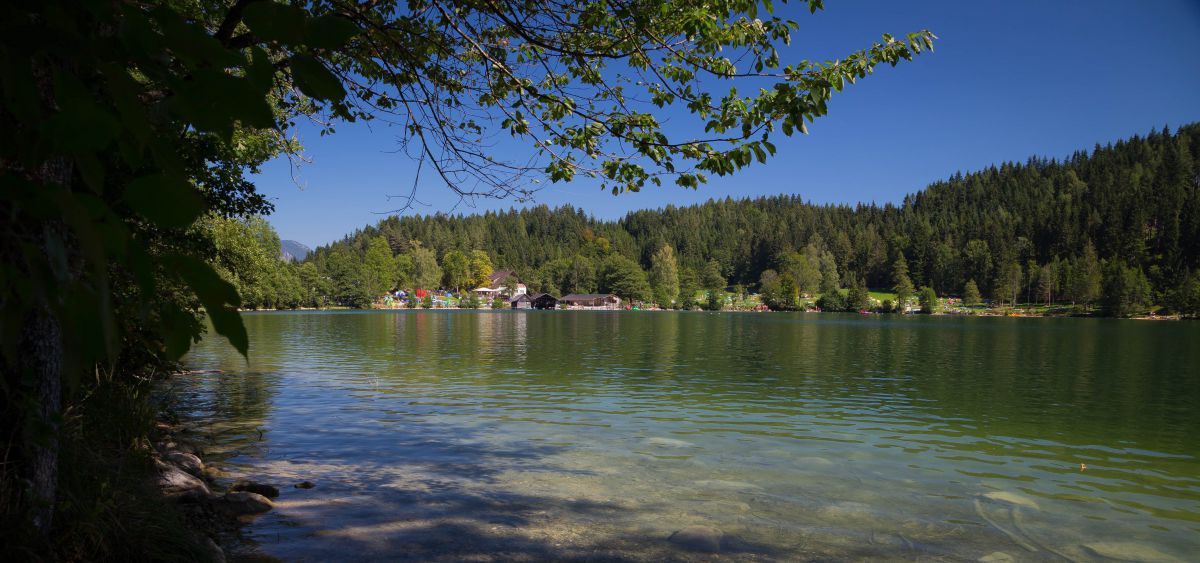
[[166, 451, 204, 477], [1082, 542, 1182, 562], [978, 552, 1015, 562], [794, 456, 835, 467], [645, 437, 697, 448], [694, 479, 762, 492], [295, 480, 315, 489], [980, 491, 1040, 510], [669, 525, 723, 553], [817, 500, 875, 520], [230, 480, 280, 499], [218, 491, 273, 515]]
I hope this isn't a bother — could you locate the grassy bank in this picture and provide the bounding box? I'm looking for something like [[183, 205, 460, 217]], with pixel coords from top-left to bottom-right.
[[1, 378, 211, 561]]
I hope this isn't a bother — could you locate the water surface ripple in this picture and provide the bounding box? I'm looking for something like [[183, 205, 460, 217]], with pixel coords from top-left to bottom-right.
[[174, 311, 1200, 561]]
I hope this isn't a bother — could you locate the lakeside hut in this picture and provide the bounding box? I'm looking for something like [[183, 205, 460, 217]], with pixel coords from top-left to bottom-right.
[[530, 293, 558, 310], [558, 294, 621, 310], [510, 293, 533, 309]]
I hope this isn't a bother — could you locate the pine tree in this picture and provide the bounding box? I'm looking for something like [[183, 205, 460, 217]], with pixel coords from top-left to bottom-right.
[[1038, 262, 1058, 305], [1071, 242, 1102, 305], [310, 125, 1200, 317], [1101, 261, 1151, 317], [892, 255, 915, 311], [963, 279, 981, 306], [995, 261, 1023, 307], [678, 267, 700, 309], [919, 286, 939, 314], [847, 275, 871, 311], [702, 260, 726, 291]]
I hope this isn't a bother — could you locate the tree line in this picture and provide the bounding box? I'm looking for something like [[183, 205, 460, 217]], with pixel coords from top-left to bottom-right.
[[302, 124, 1199, 317]]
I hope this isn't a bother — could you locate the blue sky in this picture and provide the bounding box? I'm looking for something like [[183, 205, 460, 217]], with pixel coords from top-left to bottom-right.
[[253, 0, 1200, 249]]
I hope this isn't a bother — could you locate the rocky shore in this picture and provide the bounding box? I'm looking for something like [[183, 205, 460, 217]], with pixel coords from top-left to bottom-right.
[[151, 376, 293, 562]]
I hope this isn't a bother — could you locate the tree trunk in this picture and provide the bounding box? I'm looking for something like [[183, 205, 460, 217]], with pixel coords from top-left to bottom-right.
[[19, 308, 62, 534], [21, 56, 74, 536]]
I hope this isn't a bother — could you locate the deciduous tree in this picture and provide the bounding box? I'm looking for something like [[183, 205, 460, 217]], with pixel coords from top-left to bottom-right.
[[364, 236, 397, 299], [469, 250, 494, 289], [650, 244, 680, 306], [412, 245, 443, 291], [442, 250, 471, 292]]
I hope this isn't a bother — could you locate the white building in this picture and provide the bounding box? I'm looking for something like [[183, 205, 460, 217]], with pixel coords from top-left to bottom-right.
[[473, 270, 527, 301]]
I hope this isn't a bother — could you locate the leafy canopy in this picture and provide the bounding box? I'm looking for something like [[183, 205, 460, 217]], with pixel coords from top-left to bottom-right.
[[1, 0, 932, 369]]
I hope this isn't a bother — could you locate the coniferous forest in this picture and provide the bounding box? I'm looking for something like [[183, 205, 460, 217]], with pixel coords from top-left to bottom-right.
[[287, 125, 1198, 317]]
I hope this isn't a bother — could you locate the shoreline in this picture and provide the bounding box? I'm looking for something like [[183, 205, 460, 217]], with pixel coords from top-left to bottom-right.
[[151, 369, 298, 562], [237, 305, 1193, 321]]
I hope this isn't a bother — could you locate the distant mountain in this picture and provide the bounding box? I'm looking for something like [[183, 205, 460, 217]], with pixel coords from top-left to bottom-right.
[[281, 240, 311, 262]]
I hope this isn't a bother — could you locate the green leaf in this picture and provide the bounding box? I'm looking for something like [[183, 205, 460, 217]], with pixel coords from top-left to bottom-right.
[[245, 47, 276, 93], [242, 2, 306, 44], [123, 174, 207, 228], [306, 15, 359, 50], [40, 102, 120, 154], [62, 282, 118, 369], [170, 70, 275, 136], [167, 254, 248, 357], [161, 305, 197, 359], [75, 154, 105, 193], [0, 57, 42, 126], [289, 54, 346, 101]]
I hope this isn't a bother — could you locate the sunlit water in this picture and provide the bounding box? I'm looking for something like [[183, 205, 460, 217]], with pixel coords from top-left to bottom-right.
[[173, 310, 1200, 561]]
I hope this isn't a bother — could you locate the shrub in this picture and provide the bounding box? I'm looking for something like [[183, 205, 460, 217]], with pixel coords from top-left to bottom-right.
[[919, 286, 938, 314], [817, 291, 847, 312]]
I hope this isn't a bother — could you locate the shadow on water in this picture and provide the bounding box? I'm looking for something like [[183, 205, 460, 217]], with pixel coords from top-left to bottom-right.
[[173, 310, 1200, 561], [166, 376, 791, 561]]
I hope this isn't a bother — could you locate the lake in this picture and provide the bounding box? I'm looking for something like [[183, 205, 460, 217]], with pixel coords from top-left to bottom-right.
[[174, 310, 1200, 561]]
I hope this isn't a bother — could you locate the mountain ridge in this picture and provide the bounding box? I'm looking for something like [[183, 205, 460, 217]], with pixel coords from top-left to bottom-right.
[[281, 240, 311, 262]]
